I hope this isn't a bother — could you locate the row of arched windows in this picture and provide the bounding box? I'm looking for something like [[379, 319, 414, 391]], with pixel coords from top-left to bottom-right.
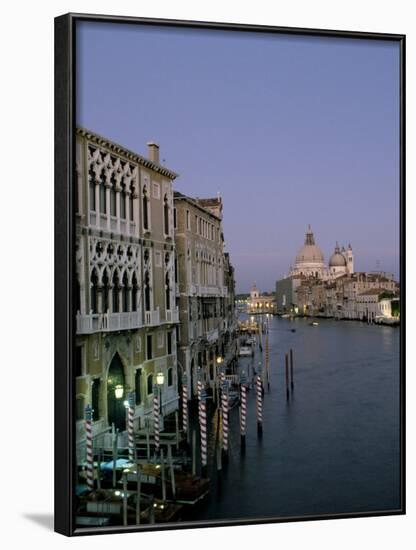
[[90, 269, 139, 314]]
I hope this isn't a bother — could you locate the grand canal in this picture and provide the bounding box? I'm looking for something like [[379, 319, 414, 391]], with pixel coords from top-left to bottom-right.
[[196, 316, 401, 521]]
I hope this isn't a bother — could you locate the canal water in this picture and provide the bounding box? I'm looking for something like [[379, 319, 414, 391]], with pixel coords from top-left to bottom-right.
[[196, 316, 401, 521]]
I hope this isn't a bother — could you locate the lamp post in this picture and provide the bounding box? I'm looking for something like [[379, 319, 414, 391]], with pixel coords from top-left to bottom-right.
[[156, 371, 164, 416], [216, 355, 224, 407], [115, 384, 124, 400]]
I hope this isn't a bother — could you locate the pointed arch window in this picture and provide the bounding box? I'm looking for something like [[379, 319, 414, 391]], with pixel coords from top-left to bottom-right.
[[90, 269, 99, 313], [144, 270, 151, 312], [143, 186, 149, 230], [165, 271, 171, 311], [122, 271, 129, 312], [89, 164, 96, 212], [99, 170, 106, 214], [112, 271, 120, 313], [102, 270, 110, 312], [110, 174, 116, 216], [163, 194, 170, 235], [120, 181, 126, 219], [132, 273, 139, 311], [135, 369, 142, 405]]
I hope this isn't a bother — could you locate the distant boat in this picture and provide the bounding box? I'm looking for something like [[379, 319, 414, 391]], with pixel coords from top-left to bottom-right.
[[290, 328, 296, 333], [310, 321, 319, 326]]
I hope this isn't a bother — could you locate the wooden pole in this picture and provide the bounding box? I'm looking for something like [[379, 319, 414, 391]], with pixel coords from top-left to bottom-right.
[[149, 494, 155, 524], [146, 419, 150, 461], [96, 446, 101, 490], [175, 411, 179, 451], [290, 348, 294, 391], [160, 448, 166, 502], [285, 353, 289, 400], [122, 473, 128, 526], [168, 444, 176, 498], [112, 426, 118, 489], [191, 429, 196, 476], [136, 466, 141, 525]]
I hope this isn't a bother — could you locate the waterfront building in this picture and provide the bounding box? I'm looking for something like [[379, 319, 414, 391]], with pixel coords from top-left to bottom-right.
[[247, 282, 274, 314], [75, 128, 179, 447], [275, 275, 303, 314], [174, 192, 237, 398], [355, 288, 398, 322]]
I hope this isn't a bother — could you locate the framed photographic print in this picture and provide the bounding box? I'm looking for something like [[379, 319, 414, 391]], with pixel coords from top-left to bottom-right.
[[54, 13, 405, 536]]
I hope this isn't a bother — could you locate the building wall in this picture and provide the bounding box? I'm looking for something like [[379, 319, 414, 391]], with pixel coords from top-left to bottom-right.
[[174, 193, 237, 398], [75, 129, 179, 445]]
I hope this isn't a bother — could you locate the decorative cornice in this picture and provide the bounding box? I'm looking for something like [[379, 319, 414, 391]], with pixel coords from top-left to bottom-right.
[[77, 126, 179, 180]]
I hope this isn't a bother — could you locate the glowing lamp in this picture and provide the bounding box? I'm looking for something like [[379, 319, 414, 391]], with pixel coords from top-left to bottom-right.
[[156, 372, 165, 386], [114, 384, 124, 399]]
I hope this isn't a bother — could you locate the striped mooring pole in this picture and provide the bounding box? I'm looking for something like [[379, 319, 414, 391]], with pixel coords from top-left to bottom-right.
[[240, 372, 248, 445], [153, 385, 160, 454], [127, 391, 135, 463], [85, 404, 94, 490], [182, 372, 189, 435], [221, 380, 229, 455], [197, 367, 203, 403], [256, 373, 263, 434], [199, 387, 208, 471]]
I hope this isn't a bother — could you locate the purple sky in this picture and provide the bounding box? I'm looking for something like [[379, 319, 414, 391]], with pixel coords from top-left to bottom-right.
[[76, 22, 400, 293]]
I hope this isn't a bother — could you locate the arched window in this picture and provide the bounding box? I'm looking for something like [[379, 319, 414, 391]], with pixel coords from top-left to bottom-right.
[[129, 185, 135, 221], [90, 269, 98, 313], [122, 271, 129, 312], [135, 369, 142, 405], [112, 270, 119, 313], [147, 374, 153, 395], [132, 273, 138, 311], [144, 271, 151, 312], [143, 186, 149, 230], [120, 181, 126, 219], [110, 174, 116, 217], [99, 169, 106, 214], [165, 271, 171, 311], [167, 367, 173, 387], [102, 270, 109, 312], [88, 164, 96, 211], [163, 194, 169, 235]]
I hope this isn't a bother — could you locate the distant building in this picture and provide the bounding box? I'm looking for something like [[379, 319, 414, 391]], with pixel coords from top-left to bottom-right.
[[247, 282, 274, 314], [289, 225, 354, 280], [276, 225, 398, 320]]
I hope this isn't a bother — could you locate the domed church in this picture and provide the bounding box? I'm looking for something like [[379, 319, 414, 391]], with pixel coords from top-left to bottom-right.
[[290, 226, 354, 280]]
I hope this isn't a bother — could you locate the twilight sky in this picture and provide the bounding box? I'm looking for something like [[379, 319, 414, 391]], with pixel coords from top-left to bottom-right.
[[76, 21, 400, 293]]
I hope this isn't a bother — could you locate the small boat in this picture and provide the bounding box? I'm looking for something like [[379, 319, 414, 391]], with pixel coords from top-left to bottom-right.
[[310, 321, 319, 326], [290, 328, 296, 333], [239, 346, 253, 357]]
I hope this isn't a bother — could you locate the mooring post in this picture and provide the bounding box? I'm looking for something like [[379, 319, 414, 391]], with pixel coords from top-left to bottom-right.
[[136, 466, 141, 525], [160, 447, 166, 502], [290, 348, 294, 391], [122, 472, 128, 526], [168, 443, 176, 498], [112, 425, 118, 489], [285, 353, 290, 400], [191, 429, 196, 476]]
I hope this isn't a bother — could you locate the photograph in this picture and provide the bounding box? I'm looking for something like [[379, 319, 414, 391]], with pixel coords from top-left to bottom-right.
[[62, 15, 403, 533]]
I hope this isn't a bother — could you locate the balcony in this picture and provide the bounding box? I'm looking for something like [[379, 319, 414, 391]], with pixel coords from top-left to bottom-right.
[[165, 307, 179, 324], [195, 285, 228, 297], [145, 308, 160, 326], [76, 311, 142, 335]]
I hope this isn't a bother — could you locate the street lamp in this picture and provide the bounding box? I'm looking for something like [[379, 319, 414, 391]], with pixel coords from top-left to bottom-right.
[[216, 355, 223, 365], [156, 371, 164, 415], [115, 384, 124, 399]]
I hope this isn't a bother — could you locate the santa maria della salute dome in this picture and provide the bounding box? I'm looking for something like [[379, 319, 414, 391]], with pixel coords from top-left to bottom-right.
[[290, 225, 354, 280]]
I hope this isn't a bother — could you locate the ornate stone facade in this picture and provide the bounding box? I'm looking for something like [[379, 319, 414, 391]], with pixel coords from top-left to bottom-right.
[[75, 128, 179, 446]]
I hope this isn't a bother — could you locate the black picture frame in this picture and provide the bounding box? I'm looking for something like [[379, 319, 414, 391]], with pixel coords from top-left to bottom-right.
[[54, 12, 406, 536]]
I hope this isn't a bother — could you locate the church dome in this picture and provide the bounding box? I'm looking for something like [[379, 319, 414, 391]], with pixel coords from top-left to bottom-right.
[[329, 243, 347, 267], [295, 226, 324, 265]]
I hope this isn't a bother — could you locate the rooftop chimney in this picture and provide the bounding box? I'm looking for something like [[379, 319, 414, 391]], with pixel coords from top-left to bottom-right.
[[147, 141, 160, 164]]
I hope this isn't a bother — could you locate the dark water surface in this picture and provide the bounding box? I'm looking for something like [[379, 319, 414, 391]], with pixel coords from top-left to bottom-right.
[[197, 316, 401, 521]]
